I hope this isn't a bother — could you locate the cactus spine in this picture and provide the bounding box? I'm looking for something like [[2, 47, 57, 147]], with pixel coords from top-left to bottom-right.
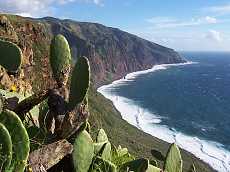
[[50, 34, 71, 86], [0, 123, 12, 171], [68, 56, 90, 110], [163, 143, 182, 172], [0, 39, 22, 73], [0, 110, 30, 172]]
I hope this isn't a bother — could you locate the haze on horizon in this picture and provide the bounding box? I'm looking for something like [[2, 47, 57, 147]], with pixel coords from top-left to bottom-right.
[[0, 0, 230, 52]]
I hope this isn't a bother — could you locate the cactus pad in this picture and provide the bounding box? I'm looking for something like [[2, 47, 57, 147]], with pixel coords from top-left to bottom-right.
[[0, 110, 30, 172], [97, 128, 108, 143], [68, 56, 90, 110], [163, 143, 182, 172], [101, 142, 111, 161], [146, 165, 161, 172], [0, 39, 22, 72], [50, 34, 71, 86], [0, 122, 12, 171], [72, 130, 94, 172]]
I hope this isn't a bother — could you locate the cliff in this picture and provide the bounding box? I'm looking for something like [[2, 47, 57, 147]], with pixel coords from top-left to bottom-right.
[[40, 17, 185, 87]]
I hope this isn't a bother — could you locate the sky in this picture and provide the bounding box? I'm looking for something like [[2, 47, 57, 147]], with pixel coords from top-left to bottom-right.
[[0, 0, 230, 51]]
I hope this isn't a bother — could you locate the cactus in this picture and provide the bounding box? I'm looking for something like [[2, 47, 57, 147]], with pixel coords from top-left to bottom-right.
[[163, 143, 182, 172], [111, 144, 134, 167], [0, 123, 12, 171], [72, 130, 94, 172], [94, 142, 106, 155], [0, 39, 22, 73], [94, 128, 109, 156], [101, 142, 111, 161], [146, 164, 161, 172], [97, 128, 108, 143], [0, 110, 30, 172], [90, 156, 117, 172], [50, 34, 71, 87], [68, 56, 90, 110]]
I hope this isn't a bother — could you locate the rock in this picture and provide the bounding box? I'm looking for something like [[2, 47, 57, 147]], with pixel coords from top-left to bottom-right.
[[28, 139, 73, 172], [0, 15, 18, 42]]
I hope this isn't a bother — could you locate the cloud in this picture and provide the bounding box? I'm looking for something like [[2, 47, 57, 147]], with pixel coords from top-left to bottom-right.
[[205, 30, 222, 42], [145, 17, 177, 24], [0, 0, 104, 17], [203, 4, 230, 15], [146, 16, 217, 29], [93, 0, 104, 6], [204, 16, 217, 23]]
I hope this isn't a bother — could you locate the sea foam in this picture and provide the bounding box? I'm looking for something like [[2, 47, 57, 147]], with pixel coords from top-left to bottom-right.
[[98, 62, 230, 172]]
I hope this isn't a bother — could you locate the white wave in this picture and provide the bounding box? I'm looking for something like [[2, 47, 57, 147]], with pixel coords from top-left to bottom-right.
[[98, 62, 230, 172]]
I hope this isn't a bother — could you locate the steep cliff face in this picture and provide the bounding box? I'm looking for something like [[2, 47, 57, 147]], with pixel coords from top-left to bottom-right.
[[40, 17, 185, 87]]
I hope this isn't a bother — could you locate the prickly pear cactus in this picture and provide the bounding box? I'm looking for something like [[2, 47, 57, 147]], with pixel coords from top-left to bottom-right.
[[0, 123, 12, 171], [90, 156, 117, 172], [94, 128, 109, 156], [163, 143, 182, 172], [72, 130, 94, 172], [68, 56, 90, 110], [146, 165, 161, 172], [0, 110, 30, 172], [0, 39, 22, 72], [101, 142, 111, 161], [50, 34, 71, 86], [97, 128, 108, 143]]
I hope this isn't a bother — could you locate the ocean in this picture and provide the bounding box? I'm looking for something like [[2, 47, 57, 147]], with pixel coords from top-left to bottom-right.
[[98, 52, 230, 172]]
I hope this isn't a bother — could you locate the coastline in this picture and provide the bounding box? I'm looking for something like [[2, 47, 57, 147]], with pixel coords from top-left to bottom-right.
[[97, 62, 230, 172]]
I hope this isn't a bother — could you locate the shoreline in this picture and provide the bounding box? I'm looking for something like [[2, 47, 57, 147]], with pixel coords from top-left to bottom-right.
[[97, 62, 230, 172]]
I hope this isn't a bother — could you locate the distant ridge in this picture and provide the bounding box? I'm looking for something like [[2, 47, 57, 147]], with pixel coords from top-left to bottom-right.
[[39, 16, 186, 87]]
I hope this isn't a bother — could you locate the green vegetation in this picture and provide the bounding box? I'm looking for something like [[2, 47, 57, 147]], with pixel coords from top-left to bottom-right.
[[68, 56, 90, 110], [0, 123, 12, 171], [0, 110, 29, 172], [164, 143, 183, 172], [50, 34, 71, 87], [72, 130, 94, 172], [0, 39, 22, 73]]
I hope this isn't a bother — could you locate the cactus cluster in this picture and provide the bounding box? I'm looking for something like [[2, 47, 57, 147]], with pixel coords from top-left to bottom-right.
[[0, 32, 192, 172], [72, 128, 184, 172]]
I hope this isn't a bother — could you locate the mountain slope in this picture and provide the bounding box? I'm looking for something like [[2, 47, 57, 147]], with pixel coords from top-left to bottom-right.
[[0, 14, 214, 172], [41, 17, 185, 86]]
